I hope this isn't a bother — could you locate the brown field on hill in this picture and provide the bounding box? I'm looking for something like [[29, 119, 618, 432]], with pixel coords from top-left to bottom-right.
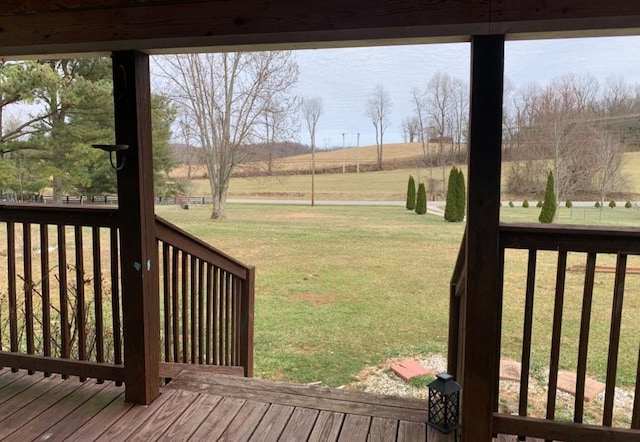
[[169, 142, 450, 179]]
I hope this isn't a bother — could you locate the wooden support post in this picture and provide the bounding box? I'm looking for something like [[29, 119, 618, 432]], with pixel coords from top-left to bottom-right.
[[240, 267, 255, 377], [112, 50, 160, 404], [460, 35, 505, 442]]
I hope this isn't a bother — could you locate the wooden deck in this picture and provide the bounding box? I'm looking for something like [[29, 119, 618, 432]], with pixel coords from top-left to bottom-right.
[[0, 367, 436, 441]]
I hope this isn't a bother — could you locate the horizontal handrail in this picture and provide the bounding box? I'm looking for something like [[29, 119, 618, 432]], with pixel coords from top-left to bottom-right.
[[0, 203, 118, 227], [500, 223, 640, 254], [155, 216, 249, 279], [493, 414, 640, 442]]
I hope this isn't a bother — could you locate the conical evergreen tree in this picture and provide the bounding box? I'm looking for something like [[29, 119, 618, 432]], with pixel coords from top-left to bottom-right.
[[539, 171, 556, 223], [415, 182, 427, 215], [406, 175, 416, 210], [444, 167, 457, 221], [455, 168, 466, 222]]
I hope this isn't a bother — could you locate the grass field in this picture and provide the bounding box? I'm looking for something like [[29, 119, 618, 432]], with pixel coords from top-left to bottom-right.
[[182, 150, 640, 202], [156, 203, 640, 394]]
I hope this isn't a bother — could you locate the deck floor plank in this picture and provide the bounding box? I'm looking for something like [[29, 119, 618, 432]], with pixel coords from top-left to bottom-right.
[[33, 382, 123, 442], [168, 378, 427, 422], [7, 380, 109, 440], [0, 370, 30, 401], [94, 389, 177, 441], [397, 420, 427, 442], [0, 378, 89, 439], [338, 413, 372, 442], [369, 416, 399, 442], [0, 374, 62, 420], [0, 368, 440, 442], [247, 403, 295, 442], [309, 410, 346, 442], [173, 370, 427, 411], [279, 406, 320, 441], [218, 399, 270, 441], [188, 396, 246, 441], [65, 392, 133, 442], [128, 389, 202, 441], [158, 393, 223, 442]]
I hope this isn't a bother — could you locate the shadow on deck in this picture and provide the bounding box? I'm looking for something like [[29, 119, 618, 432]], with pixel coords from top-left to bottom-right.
[[0, 367, 438, 441]]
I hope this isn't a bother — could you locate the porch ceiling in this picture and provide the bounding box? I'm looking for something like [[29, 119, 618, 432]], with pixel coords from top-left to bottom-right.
[[0, 0, 639, 58]]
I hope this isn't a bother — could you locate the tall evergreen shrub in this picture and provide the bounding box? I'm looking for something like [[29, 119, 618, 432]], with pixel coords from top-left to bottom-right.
[[415, 182, 427, 215], [538, 171, 556, 223], [406, 175, 416, 210], [444, 168, 457, 221], [456, 168, 466, 222]]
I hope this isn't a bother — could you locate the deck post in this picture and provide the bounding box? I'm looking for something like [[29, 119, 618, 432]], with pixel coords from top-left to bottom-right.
[[239, 266, 255, 377], [112, 50, 160, 404], [460, 35, 505, 441]]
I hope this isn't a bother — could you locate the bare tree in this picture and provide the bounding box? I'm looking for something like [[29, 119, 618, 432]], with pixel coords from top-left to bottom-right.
[[401, 116, 420, 143], [259, 96, 300, 175], [592, 128, 627, 206], [158, 51, 299, 219], [450, 77, 469, 162], [426, 72, 454, 191], [301, 97, 322, 206], [366, 84, 391, 170]]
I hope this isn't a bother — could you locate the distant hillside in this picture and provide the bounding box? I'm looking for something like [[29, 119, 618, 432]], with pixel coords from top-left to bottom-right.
[[233, 142, 458, 176]]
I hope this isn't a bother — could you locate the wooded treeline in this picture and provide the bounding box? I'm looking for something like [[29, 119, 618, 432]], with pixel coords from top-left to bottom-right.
[[503, 74, 640, 204]]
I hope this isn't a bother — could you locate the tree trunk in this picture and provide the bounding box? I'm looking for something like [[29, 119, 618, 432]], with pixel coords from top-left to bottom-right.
[[211, 185, 228, 219], [52, 177, 63, 204]]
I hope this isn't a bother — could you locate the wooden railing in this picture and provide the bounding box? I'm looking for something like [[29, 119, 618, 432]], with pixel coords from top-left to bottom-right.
[[155, 217, 255, 377], [493, 223, 640, 440], [0, 204, 125, 382], [0, 204, 254, 383]]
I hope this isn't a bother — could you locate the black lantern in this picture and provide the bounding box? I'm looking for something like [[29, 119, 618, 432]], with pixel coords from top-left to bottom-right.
[[427, 373, 461, 434]]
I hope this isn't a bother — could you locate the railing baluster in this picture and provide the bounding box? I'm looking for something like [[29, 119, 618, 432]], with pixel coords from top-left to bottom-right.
[[162, 242, 171, 362], [57, 225, 70, 377], [546, 250, 567, 429], [233, 277, 238, 366], [75, 225, 86, 381], [633, 344, 640, 429], [171, 247, 179, 363], [182, 250, 188, 364], [214, 266, 220, 365], [92, 226, 104, 383], [226, 271, 232, 366], [519, 249, 537, 429], [198, 259, 204, 364], [190, 254, 197, 364], [575, 252, 597, 423], [7, 222, 18, 364], [206, 263, 213, 364], [23, 223, 34, 374], [40, 224, 51, 376], [603, 253, 627, 427], [219, 268, 225, 365], [110, 227, 123, 385]]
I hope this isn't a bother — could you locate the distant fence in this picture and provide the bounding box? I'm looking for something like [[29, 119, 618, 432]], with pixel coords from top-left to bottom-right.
[[6, 195, 215, 206]]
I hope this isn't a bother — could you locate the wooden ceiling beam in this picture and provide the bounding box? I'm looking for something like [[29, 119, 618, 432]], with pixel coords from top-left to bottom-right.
[[0, 0, 639, 58]]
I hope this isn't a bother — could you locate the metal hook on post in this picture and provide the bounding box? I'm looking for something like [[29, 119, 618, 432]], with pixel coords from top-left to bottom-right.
[[92, 144, 129, 171]]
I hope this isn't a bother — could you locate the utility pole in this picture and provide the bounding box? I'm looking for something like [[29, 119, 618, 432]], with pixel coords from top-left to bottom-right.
[[342, 132, 346, 173], [356, 132, 361, 173]]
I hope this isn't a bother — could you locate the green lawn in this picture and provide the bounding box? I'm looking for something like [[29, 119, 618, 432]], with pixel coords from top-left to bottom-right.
[[156, 203, 640, 390]]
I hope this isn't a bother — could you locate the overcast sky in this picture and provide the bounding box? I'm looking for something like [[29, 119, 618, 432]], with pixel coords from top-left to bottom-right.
[[290, 36, 640, 147]]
